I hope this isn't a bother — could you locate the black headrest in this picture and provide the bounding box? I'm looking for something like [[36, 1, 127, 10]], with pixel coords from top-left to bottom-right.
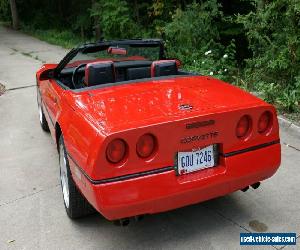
[[151, 60, 178, 77], [85, 61, 115, 86], [127, 67, 151, 80]]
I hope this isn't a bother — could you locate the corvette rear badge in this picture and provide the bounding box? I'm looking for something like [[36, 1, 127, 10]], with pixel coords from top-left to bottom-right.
[[180, 131, 219, 144], [186, 119, 215, 129]]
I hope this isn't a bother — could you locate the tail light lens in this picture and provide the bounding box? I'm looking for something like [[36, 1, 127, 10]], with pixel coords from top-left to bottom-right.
[[106, 139, 127, 164], [258, 111, 272, 134], [136, 134, 156, 158], [236, 115, 252, 139]]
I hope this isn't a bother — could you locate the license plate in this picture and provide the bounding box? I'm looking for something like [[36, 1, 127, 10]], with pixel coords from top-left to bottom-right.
[[176, 145, 216, 175]]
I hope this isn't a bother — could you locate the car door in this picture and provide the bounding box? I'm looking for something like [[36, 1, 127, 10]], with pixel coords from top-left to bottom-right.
[[39, 78, 63, 132]]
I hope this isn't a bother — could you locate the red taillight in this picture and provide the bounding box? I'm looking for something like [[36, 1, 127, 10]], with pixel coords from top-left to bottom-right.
[[258, 111, 272, 134], [136, 134, 156, 158], [106, 139, 127, 164], [236, 115, 252, 138]]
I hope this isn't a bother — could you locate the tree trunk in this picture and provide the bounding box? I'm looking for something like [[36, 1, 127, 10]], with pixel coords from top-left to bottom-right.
[[91, 0, 101, 41], [58, 0, 64, 22], [9, 0, 19, 30], [181, 0, 186, 10], [134, 0, 140, 23], [94, 21, 101, 40], [80, 25, 84, 39]]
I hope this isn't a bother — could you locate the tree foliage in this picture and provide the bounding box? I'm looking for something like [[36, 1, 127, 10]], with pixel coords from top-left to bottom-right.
[[91, 0, 140, 39], [0, 0, 10, 22], [0, 0, 299, 112], [164, 1, 237, 82], [237, 0, 300, 111]]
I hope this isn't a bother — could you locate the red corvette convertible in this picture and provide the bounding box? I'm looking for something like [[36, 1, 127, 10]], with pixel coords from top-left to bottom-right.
[[36, 39, 281, 222]]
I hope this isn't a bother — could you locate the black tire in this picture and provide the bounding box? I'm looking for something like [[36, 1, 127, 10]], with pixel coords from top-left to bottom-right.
[[37, 90, 50, 132], [59, 136, 95, 219]]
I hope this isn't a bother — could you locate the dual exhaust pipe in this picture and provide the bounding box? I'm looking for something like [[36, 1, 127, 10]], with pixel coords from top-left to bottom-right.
[[113, 215, 144, 226], [241, 182, 261, 192]]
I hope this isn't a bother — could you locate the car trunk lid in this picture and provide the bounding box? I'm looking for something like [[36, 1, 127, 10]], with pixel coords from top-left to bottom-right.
[[73, 76, 265, 134]]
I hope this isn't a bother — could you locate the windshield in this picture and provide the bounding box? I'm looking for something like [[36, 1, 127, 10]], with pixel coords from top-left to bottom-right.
[[66, 44, 161, 68]]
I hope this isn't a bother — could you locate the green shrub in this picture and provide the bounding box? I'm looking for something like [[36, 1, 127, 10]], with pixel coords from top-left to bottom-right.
[[237, 0, 300, 112], [164, 1, 238, 83]]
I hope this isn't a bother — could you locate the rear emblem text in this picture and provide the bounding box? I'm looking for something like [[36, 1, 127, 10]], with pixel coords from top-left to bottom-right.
[[180, 131, 219, 144]]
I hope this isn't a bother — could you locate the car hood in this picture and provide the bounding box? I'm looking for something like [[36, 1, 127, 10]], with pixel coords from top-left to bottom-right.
[[68, 76, 266, 134]]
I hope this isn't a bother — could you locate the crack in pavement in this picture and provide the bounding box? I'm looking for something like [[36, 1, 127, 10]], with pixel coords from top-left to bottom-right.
[[6, 84, 36, 91], [10, 47, 46, 63], [282, 142, 300, 152], [0, 184, 59, 208]]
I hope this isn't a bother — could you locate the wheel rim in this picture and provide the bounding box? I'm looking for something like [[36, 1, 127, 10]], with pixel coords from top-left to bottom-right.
[[60, 144, 70, 208], [39, 104, 43, 124]]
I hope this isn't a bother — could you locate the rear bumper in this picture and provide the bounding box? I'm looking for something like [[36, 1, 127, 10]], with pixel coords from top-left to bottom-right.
[[72, 142, 281, 220]]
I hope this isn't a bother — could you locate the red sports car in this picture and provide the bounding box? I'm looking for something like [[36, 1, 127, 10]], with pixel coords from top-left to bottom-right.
[[36, 39, 281, 223]]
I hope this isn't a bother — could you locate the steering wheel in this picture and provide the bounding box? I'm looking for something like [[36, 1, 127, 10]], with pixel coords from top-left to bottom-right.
[[72, 63, 86, 89]]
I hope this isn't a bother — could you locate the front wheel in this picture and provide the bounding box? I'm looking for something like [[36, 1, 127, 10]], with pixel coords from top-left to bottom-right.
[[59, 136, 95, 219]]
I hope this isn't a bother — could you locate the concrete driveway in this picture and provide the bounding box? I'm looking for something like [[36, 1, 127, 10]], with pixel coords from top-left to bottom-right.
[[0, 26, 299, 250]]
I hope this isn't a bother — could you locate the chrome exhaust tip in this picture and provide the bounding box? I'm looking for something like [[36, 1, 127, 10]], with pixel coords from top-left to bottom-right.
[[241, 186, 249, 192], [251, 182, 261, 189]]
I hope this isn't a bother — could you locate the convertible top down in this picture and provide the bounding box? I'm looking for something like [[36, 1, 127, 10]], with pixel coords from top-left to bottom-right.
[[36, 39, 281, 222]]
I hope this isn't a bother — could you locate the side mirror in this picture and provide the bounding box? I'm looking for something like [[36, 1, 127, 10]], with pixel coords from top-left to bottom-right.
[[40, 69, 54, 80], [107, 46, 127, 56]]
